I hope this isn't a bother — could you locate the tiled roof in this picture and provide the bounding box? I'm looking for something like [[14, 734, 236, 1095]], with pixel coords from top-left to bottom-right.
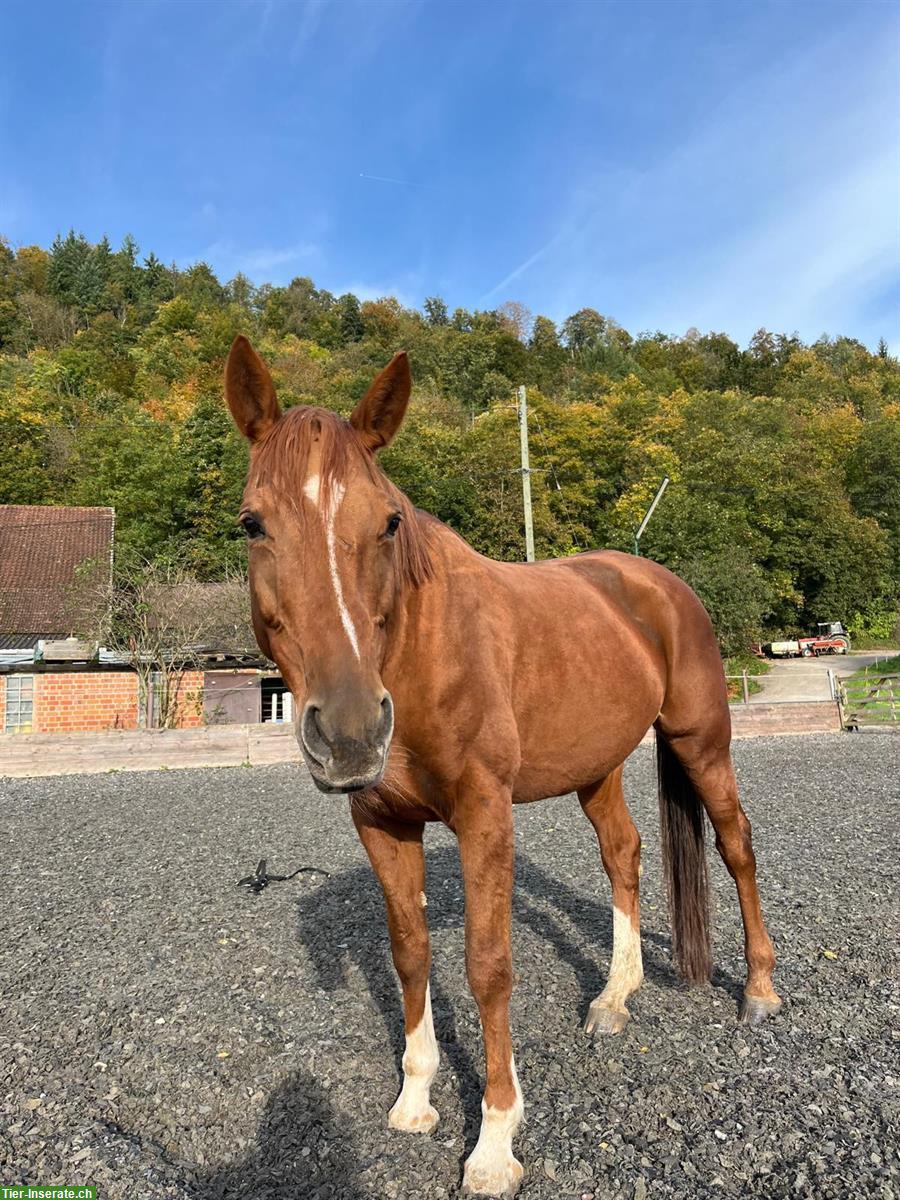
[[0, 506, 114, 638]]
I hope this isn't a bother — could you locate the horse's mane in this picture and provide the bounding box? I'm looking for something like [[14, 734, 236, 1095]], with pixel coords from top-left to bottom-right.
[[249, 405, 433, 589]]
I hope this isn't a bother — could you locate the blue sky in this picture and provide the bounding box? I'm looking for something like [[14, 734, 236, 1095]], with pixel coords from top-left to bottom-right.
[[2, 0, 898, 349]]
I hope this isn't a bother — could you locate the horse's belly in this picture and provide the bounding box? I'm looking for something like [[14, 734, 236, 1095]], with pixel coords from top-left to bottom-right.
[[512, 723, 654, 802], [510, 667, 662, 802]]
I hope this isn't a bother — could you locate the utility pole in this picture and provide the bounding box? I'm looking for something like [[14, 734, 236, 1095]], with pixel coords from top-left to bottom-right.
[[633, 476, 670, 556], [517, 385, 535, 562]]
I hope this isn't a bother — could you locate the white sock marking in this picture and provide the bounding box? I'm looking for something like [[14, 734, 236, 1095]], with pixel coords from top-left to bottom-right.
[[463, 1054, 524, 1192], [601, 905, 644, 1008], [389, 983, 439, 1130]]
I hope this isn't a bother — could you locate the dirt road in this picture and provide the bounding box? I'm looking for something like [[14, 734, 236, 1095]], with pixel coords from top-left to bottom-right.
[[753, 650, 891, 702]]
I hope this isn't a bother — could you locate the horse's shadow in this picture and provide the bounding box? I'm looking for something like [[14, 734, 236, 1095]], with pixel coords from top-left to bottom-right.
[[192, 1069, 366, 1199], [191, 844, 744, 1198], [293, 843, 744, 1133]]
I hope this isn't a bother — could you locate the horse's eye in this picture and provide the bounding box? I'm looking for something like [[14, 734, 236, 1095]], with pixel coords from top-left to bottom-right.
[[385, 514, 402, 538], [241, 514, 264, 539]]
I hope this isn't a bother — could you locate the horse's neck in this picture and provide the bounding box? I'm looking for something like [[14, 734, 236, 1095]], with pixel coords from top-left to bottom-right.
[[388, 512, 486, 663]]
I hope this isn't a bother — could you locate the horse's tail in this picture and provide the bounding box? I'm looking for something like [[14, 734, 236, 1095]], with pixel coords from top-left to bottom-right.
[[656, 732, 712, 984]]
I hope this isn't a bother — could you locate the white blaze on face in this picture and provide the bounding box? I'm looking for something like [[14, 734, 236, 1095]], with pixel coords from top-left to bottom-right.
[[388, 983, 440, 1132], [302, 473, 320, 505], [462, 1054, 524, 1194], [303, 470, 360, 660]]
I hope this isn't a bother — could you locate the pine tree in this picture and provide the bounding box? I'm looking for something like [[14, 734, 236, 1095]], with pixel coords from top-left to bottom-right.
[[48, 230, 91, 306], [72, 246, 107, 316], [141, 252, 171, 303], [338, 292, 364, 344]]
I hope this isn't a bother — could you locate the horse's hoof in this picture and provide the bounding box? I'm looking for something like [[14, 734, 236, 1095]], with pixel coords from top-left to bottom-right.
[[388, 1100, 439, 1133], [739, 993, 782, 1026], [462, 1153, 524, 1198], [584, 1002, 630, 1036]]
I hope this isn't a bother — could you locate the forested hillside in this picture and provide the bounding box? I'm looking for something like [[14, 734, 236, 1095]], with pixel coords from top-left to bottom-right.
[[1, 232, 898, 652]]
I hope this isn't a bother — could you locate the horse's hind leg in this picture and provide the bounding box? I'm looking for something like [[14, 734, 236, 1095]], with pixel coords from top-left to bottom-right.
[[666, 731, 781, 1025], [578, 767, 644, 1036]]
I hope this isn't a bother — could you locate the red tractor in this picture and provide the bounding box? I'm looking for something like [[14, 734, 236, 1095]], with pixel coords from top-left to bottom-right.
[[763, 621, 851, 658]]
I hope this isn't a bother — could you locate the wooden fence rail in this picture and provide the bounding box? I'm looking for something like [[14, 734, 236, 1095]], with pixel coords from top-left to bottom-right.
[[1, 702, 844, 779], [838, 673, 900, 730]]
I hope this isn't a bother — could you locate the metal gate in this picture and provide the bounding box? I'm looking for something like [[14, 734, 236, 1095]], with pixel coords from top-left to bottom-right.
[[838, 672, 900, 730]]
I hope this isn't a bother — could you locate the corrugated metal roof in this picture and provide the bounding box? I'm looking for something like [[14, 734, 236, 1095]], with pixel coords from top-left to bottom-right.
[[0, 633, 46, 650]]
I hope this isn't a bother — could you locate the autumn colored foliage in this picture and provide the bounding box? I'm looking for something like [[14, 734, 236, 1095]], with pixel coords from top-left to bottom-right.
[[1, 232, 897, 652]]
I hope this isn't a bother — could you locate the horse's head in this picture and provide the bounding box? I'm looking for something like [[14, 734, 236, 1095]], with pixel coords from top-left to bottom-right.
[[225, 336, 429, 794]]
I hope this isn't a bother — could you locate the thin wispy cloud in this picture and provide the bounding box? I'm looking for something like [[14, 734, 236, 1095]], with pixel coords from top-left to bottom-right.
[[198, 240, 319, 280], [290, 0, 326, 62], [0, 179, 27, 237], [335, 279, 421, 309], [484, 16, 900, 347], [671, 146, 900, 340], [4, 0, 897, 349]]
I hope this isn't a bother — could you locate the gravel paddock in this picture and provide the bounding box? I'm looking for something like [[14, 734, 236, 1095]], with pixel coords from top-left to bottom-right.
[[1, 734, 898, 1200]]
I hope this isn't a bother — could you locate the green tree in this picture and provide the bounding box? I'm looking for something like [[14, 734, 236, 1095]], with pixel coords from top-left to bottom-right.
[[424, 296, 449, 327], [48, 230, 92, 308], [847, 410, 900, 579], [337, 292, 364, 344], [2, 226, 899, 657], [561, 307, 606, 353]]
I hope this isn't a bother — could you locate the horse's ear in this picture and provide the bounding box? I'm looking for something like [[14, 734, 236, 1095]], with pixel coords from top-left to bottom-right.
[[225, 335, 282, 442], [350, 351, 411, 451]]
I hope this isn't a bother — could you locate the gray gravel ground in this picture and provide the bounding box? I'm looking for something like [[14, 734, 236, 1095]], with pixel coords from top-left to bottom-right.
[[1, 734, 898, 1200]]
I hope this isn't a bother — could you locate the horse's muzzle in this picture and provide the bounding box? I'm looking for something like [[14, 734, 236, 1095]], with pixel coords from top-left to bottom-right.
[[297, 692, 394, 794]]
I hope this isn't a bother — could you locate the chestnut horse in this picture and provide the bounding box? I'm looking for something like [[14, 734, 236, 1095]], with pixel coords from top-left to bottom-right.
[[224, 337, 781, 1197]]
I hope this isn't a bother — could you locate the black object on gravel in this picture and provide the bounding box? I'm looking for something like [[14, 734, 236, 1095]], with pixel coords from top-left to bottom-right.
[[1, 734, 898, 1199]]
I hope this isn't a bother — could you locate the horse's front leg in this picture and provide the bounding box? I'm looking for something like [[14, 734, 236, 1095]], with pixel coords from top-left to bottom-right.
[[353, 805, 440, 1133], [457, 791, 524, 1198]]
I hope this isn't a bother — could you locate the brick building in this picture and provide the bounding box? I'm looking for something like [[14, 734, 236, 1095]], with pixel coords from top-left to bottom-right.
[[0, 505, 290, 738], [1, 505, 116, 734]]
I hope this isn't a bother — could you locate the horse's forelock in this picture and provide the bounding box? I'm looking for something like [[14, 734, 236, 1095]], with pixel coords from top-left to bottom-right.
[[249, 405, 432, 588]]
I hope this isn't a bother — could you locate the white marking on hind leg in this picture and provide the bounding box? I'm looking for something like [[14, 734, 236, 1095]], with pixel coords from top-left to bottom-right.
[[462, 1055, 524, 1196], [605, 905, 644, 1004], [388, 984, 440, 1133], [585, 906, 643, 1034]]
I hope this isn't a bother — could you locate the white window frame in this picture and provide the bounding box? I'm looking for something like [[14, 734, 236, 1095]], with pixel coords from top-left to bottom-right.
[[5, 674, 34, 734]]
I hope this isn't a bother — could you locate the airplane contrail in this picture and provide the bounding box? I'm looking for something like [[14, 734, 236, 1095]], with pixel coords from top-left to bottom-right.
[[359, 172, 419, 187], [479, 228, 571, 304]]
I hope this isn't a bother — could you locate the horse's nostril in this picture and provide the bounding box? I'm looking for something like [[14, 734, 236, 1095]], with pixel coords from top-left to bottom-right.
[[378, 693, 394, 741], [301, 703, 332, 763]]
